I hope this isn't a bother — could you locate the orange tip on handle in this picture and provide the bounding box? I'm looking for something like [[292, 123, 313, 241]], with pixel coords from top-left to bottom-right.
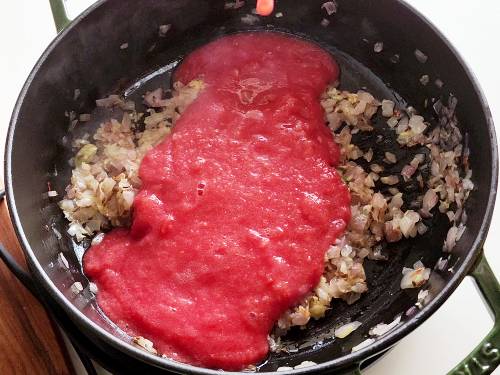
[[256, 0, 274, 16]]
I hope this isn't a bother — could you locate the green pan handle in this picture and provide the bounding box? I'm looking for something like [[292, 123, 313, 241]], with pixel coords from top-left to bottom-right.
[[448, 252, 500, 374], [48, 0, 72, 32]]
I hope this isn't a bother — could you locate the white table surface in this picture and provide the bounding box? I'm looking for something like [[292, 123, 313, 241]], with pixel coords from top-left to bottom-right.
[[0, 1, 498, 374]]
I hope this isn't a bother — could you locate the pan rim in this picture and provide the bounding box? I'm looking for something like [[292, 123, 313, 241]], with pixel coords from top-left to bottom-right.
[[4, 0, 498, 373]]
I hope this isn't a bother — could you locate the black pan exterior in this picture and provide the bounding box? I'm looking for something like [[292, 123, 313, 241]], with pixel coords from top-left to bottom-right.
[[5, 0, 497, 373]]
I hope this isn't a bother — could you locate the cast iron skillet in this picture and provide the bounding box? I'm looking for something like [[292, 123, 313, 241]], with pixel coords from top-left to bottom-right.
[[1, 0, 499, 374]]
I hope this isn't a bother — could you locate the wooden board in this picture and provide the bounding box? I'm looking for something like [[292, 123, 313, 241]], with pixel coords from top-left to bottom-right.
[[0, 199, 74, 374]]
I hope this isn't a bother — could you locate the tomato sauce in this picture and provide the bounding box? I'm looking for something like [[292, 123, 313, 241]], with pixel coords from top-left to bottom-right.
[[84, 33, 350, 370]]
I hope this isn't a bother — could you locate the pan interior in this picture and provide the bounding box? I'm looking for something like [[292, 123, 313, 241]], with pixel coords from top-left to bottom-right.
[[8, 0, 493, 372], [48, 30, 453, 370]]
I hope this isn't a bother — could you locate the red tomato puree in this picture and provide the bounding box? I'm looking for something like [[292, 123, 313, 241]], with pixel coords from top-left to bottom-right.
[[84, 33, 350, 370]]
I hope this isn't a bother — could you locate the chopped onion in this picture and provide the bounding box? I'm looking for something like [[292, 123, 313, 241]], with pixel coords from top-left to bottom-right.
[[381, 100, 395, 117], [370, 164, 384, 173], [381, 175, 399, 185], [47, 190, 58, 197], [363, 148, 373, 162], [91, 233, 105, 246], [79, 113, 91, 122], [70, 281, 83, 295], [417, 222, 428, 235], [410, 154, 425, 168], [408, 115, 426, 134], [373, 42, 384, 53], [321, 1, 337, 15], [417, 289, 429, 302], [384, 152, 397, 164], [89, 282, 98, 294], [334, 321, 362, 338], [241, 14, 260, 25], [443, 225, 458, 252], [133, 336, 158, 354], [158, 24, 172, 37], [399, 210, 420, 238], [400, 264, 431, 289], [390, 54, 400, 64], [58, 253, 69, 269], [320, 18, 330, 27], [414, 49, 428, 63], [434, 256, 449, 271], [396, 116, 409, 134], [96, 94, 122, 108], [401, 165, 416, 182], [419, 75, 430, 85], [422, 188, 438, 214], [387, 116, 399, 128]]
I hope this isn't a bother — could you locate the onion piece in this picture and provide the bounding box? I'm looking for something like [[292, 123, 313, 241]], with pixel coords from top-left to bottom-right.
[[400, 263, 431, 289], [373, 42, 384, 53], [158, 24, 172, 37], [443, 225, 458, 252], [381, 175, 399, 185], [70, 281, 83, 295], [401, 165, 416, 182], [334, 321, 362, 338], [408, 115, 426, 134], [89, 282, 98, 294], [399, 210, 420, 238], [414, 49, 428, 63], [133, 336, 158, 355], [79, 113, 91, 122], [320, 18, 330, 27], [58, 253, 69, 269], [91, 233, 105, 246], [47, 190, 58, 197], [421, 188, 438, 216], [419, 75, 430, 85], [387, 116, 399, 128], [321, 1, 337, 15], [381, 100, 395, 117], [384, 152, 397, 164]]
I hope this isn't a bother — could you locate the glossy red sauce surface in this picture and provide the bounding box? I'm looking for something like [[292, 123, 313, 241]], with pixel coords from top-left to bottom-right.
[[84, 33, 350, 370]]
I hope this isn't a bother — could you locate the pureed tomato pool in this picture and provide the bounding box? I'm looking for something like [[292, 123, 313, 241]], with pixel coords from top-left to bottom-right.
[[84, 33, 350, 370]]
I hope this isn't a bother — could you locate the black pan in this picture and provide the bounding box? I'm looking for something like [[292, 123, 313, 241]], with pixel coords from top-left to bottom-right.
[[2, 0, 499, 374]]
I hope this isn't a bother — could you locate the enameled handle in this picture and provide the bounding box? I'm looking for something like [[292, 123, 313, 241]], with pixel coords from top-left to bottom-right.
[[448, 253, 500, 374], [48, 0, 72, 31]]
